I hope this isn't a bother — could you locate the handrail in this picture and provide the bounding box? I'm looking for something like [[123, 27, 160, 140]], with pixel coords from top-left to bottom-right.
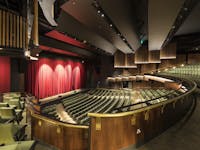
[[88, 77, 196, 118], [112, 86, 182, 112], [31, 112, 89, 129]]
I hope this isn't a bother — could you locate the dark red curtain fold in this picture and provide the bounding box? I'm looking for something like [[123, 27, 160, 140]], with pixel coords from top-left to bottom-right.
[[0, 56, 10, 93], [26, 58, 85, 99]]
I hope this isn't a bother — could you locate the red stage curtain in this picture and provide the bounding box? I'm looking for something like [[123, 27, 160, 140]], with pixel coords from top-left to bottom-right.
[[0, 56, 10, 93], [26, 58, 85, 99]]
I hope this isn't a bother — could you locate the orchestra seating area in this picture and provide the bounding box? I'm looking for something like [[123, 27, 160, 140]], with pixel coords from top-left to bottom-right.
[[41, 87, 188, 125], [1, 0, 200, 150]]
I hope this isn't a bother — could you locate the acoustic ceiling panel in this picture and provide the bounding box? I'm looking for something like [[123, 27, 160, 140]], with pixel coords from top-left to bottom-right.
[[98, 0, 141, 51], [57, 11, 117, 54], [61, 0, 132, 53], [148, 0, 184, 50]]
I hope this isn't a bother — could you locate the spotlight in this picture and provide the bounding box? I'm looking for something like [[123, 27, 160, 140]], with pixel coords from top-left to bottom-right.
[[36, 53, 39, 57], [181, 64, 184, 67], [97, 10, 101, 14], [101, 14, 104, 17], [81, 60, 84, 63], [109, 24, 112, 27], [184, 7, 188, 11], [195, 47, 199, 50], [0, 48, 3, 50], [83, 40, 87, 43]]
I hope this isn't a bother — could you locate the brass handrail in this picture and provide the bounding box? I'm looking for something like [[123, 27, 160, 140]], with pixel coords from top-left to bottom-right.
[[88, 77, 196, 118]]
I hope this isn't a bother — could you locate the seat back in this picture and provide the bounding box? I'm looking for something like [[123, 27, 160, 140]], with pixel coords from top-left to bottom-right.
[[0, 124, 15, 145], [0, 107, 16, 120], [8, 100, 21, 109], [0, 103, 9, 107]]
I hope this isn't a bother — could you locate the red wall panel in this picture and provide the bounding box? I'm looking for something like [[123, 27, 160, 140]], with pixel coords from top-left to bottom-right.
[[0, 56, 10, 93]]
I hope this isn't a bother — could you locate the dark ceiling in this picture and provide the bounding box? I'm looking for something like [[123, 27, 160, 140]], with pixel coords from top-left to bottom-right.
[[1, 0, 200, 57]]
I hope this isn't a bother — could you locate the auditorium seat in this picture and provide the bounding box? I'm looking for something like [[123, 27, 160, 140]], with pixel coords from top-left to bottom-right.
[[40, 87, 186, 125], [0, 124, 27, 145], [0, 107, 23, 123], [0, 141, 35, 150]]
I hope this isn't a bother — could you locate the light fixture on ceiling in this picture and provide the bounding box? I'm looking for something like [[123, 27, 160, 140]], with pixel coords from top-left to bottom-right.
[[81, 60, 84, 63], [195, 47, 199, 51], [184, 7, 188, 11], [97, 10, 101, 13], [83, 40, 87, 43], [123, 38, 125, 41], [101, 14, 104, 17], [0, 48, 3, 50], [109, 24, 112, 27], [36, 53, 39, 57]]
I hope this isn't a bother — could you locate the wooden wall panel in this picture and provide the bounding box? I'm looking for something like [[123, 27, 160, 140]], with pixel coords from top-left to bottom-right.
[[31, 114, 88, 150], [0, 9, 26, 49], [160, 43, 176, 59], [149, 50, 161, 63], [135, 46, 149, 64], [188, 54, 200, 64], [114, 50, 125, 67], [114, 51, 137, 68], [141, 64, 157, 74], [89, 93, 193, 150], [159, 54, 186, 69], [126, 53, 137, 68]]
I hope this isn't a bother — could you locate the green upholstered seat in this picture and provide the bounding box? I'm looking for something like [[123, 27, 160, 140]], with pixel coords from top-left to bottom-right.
[[0, 141, 35, 150], [0, 124, 27, 145], [0, 103, 9, 107], [0, 107, 22, 123]]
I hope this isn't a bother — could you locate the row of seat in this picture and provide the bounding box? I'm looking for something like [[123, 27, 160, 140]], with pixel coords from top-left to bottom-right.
[[0, 93, 25, 124], [162, 64, 200, 86], [41, 87, 186, 125]]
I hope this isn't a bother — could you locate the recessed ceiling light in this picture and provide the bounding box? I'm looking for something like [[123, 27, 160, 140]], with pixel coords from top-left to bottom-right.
[[83, 40, 87, 43], [195, 47, 199, 50], [0, 48, 3, 50], [184, 7, 188, 11], [36, 53, 39, 57], [97, 10, 101, 13], [110, 24, 112, 27], [101, 14, 104, 17]]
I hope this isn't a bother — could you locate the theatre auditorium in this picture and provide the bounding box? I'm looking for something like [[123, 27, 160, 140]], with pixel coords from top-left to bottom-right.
[[0, 0, 200, 150]]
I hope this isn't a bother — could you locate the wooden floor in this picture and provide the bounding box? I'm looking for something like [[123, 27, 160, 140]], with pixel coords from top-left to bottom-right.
[[122, 91, 200, 150]]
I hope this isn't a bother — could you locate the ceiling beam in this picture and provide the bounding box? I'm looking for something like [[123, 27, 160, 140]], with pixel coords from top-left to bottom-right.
[[148, 0, 184, 50]]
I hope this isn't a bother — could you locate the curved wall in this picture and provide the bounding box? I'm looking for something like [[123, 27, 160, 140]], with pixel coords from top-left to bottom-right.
[[31, 76, 196, 150]]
